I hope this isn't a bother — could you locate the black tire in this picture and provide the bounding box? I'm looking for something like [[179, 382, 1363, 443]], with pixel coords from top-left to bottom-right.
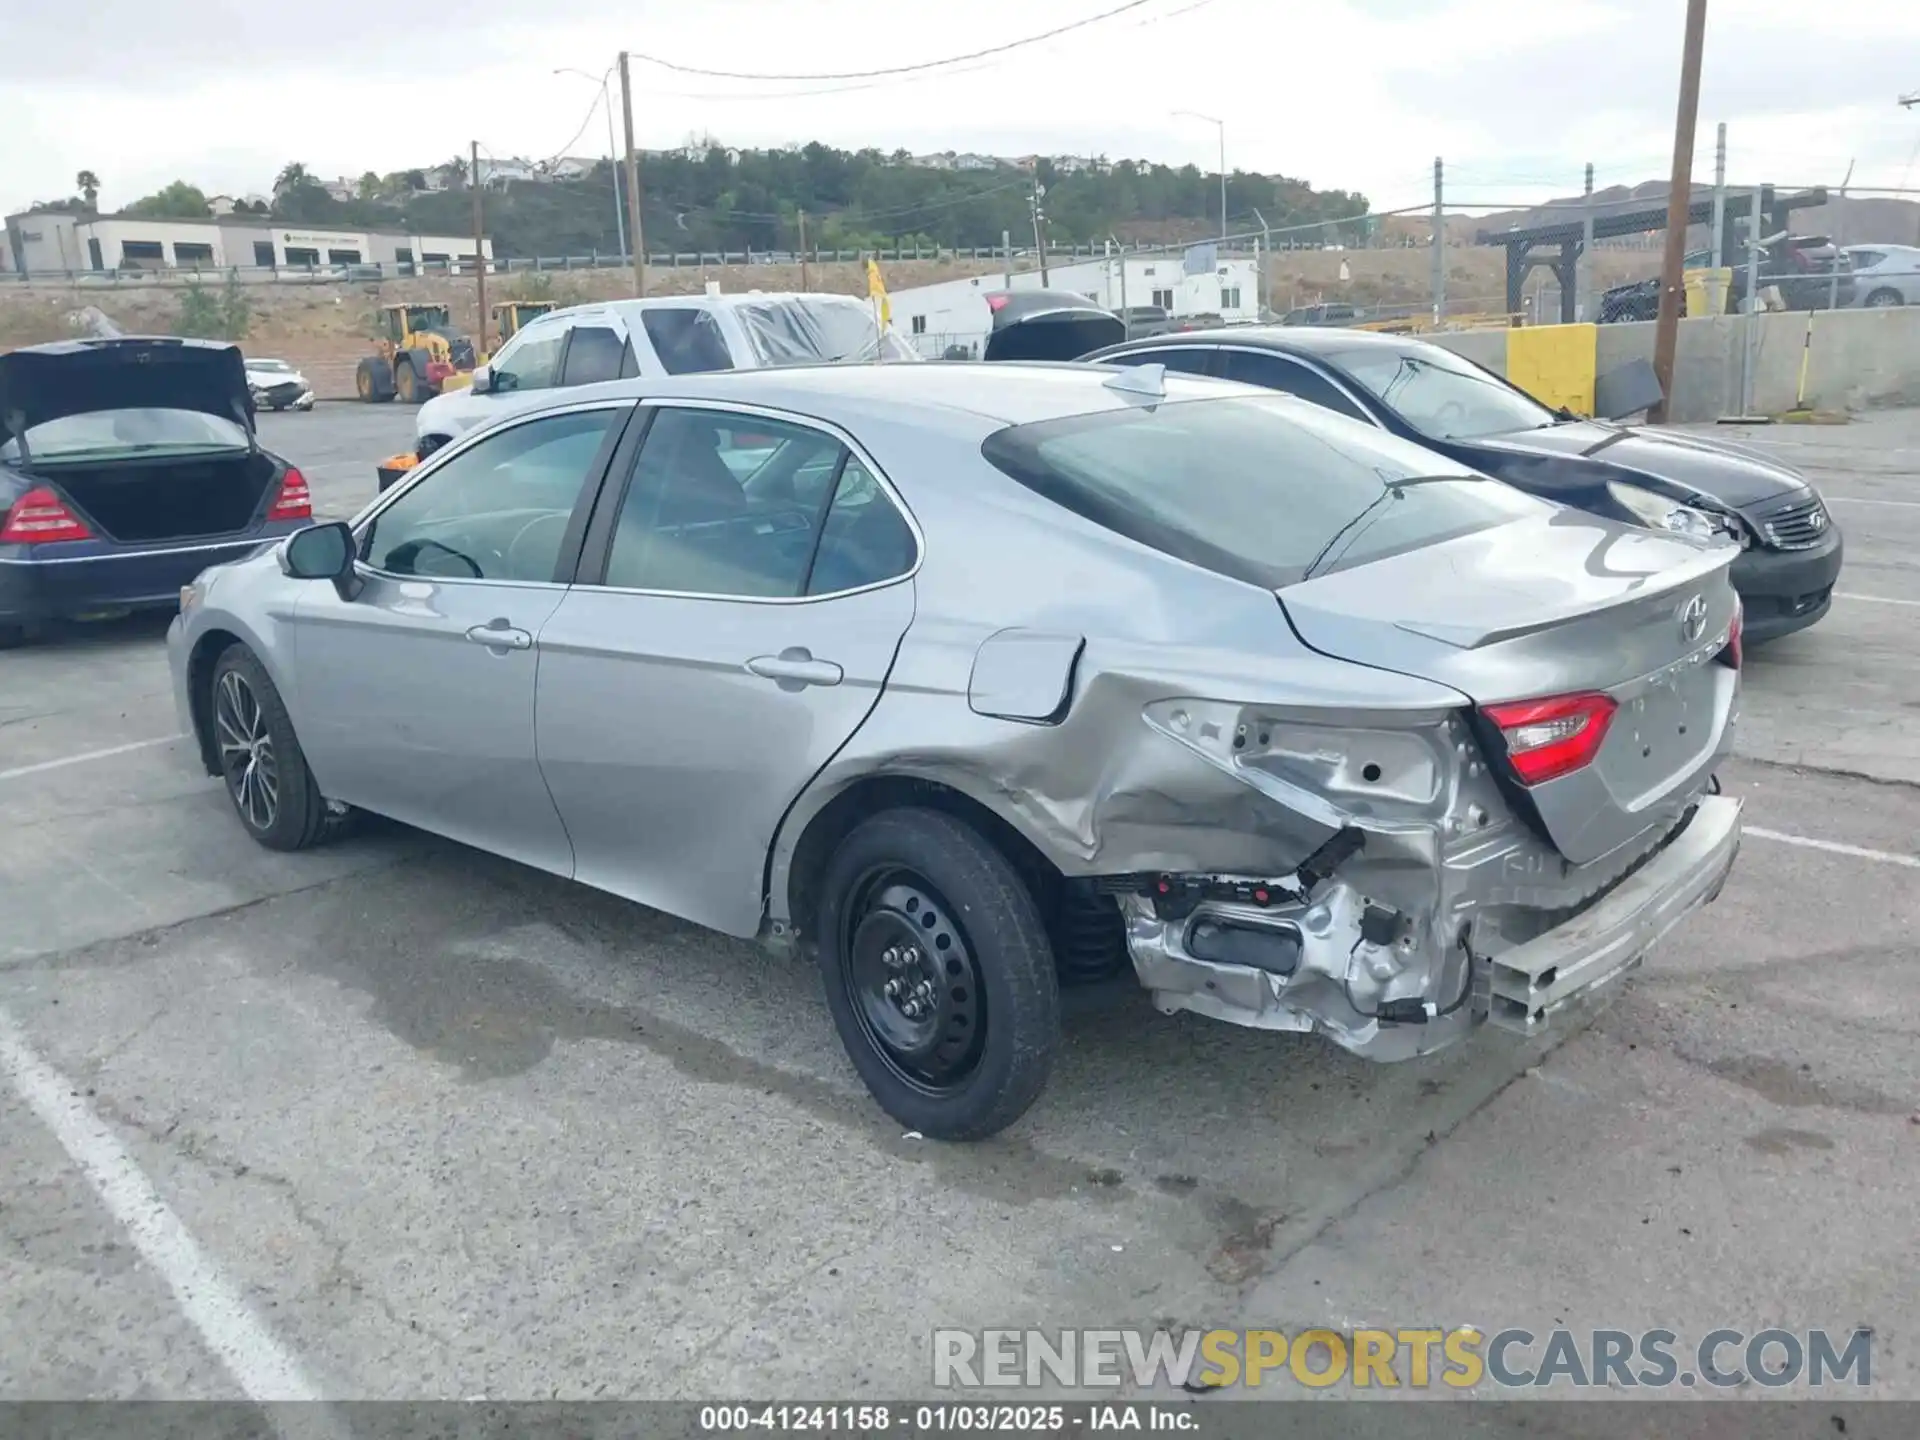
[[207, 644, 343, 852], [395, 359, 420, 405], [1865, 288, 1904, 308], [817, 808, 1059, 1140], [0, 623, 27, 650], [356, 356, 394, 403]]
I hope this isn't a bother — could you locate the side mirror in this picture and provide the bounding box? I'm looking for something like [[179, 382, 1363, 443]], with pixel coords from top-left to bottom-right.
[[280, 521, 361, 600], [470, 364, 492, 394]]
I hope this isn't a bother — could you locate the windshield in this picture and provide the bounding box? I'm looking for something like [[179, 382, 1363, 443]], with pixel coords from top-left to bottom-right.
[[1333, 345, 1557, 441], [979, 393, 1548, 589], [1, 407, 249, 462], [736, 297, 919, 367]]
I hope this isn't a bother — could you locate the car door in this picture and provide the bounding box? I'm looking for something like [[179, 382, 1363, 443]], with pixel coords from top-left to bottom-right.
[[1213, 349, 1381, 425], [291, 401, 634, 874], [534, 402, 920, 936], [556, 321, 632, 386]]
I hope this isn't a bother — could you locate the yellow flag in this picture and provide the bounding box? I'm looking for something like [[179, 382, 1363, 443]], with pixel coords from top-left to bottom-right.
[[866, 257, 891, 326]]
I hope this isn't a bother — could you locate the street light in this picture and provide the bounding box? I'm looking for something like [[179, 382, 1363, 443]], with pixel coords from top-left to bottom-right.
[[555, 65, 627, 261], [1173, 109, 1227, 239]]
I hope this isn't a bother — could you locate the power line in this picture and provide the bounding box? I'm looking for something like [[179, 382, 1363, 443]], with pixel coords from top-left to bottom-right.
[[625, 0, 1165, 82]]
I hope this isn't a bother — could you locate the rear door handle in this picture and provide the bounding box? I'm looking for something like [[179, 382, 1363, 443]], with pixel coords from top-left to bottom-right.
[[746, 649, 844, 688], [466, 621, 532, 650]]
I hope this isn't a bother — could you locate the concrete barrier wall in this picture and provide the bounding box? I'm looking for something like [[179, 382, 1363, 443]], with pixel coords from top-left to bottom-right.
[[1429, 307, 1920, 424]]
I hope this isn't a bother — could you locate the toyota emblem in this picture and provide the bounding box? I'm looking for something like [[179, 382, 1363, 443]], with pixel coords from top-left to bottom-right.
[[1677, 594, 1708, 644]]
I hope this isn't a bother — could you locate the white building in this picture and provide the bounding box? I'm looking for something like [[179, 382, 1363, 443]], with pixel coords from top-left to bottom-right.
[[4, 213, 492, 275], [888, 250, 1261, 358]]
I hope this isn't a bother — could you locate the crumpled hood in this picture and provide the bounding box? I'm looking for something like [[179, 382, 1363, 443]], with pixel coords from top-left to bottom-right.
[[1466, 420, 1811, 509], [0, 337, 252, 444]]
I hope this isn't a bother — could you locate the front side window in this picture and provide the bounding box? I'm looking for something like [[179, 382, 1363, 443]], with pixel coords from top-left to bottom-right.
[[361, 407, 621, 582], [980, 394, 1545, 590], [601, 407, 912, 597], [559, 326, 625, 386], [3, 407, 248, 462], [490, 325, 566, 392], [641, 309, 736, 375], [1331, 345, 1556, 441]]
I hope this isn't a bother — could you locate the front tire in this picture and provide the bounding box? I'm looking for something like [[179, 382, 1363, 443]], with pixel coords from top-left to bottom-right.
[[1865, 288, 1903, 308], [817, 808, 1059, 1140], [208, 645, 341, 851], [395, 360, 420, 404]]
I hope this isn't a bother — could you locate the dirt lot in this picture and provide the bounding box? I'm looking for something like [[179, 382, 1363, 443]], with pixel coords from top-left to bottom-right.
[[0, 246, 1664, 401], [1, 406, 1914, 1410]]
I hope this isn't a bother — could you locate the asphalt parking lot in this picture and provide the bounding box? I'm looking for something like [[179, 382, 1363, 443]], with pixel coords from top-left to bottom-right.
[[2, 402, 1916, 1406]]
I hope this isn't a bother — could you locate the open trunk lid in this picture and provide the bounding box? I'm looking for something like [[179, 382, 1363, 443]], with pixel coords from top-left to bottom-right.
[[982, 290, 1126, 362], [0, 338, 253, 447], [1280, 511, 1741, 865]]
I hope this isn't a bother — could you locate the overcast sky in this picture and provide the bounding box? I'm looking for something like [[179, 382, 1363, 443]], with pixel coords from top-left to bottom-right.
[[5, 0, 1918, 218]]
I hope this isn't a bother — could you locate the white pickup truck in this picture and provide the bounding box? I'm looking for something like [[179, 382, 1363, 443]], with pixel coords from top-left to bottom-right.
[[407, 291, 918, 462]]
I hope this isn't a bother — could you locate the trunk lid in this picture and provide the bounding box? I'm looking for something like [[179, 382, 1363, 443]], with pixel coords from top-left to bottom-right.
[[0, 338, 253, 447], [1280, 510, 1741, 864], [982, 290, 1126, 362]]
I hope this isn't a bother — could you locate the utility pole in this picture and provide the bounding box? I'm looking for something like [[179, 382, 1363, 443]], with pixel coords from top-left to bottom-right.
[[618, 51, 646, 298], [1737, 182, 1764, 416], [471, 140, 487, 356], [1828, 160, 1854, 312], [1710, 122, 1727, 269], [1252, 207, 1271, 318], [1030, 173, 1050, 286], [1431, 157, 1445, 325], [798, 210, 809, 291], [1579, 163, 1595, 321], [1650, 0, 1710, 424]]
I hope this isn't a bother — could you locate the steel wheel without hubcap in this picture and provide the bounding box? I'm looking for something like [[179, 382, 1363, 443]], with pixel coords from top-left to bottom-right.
[[842, 870, 986, 1094], [215, 668, 279, 832]]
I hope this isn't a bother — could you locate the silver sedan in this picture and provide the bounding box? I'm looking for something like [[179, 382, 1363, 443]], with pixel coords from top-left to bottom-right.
[[168, 362, 1745, 1139], [1843, 244, 1920, 308]]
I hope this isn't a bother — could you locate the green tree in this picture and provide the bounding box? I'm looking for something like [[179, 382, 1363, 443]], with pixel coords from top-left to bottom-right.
[[274, 161, 311, 195], [358, 171, 383, 201], [76, 170, 101, 209], [175, 275, 252, 341], [125, 181, 213, 218]]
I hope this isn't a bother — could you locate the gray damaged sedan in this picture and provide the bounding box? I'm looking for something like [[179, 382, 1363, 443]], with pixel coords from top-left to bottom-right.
[[169, 362, 1745, 1139]]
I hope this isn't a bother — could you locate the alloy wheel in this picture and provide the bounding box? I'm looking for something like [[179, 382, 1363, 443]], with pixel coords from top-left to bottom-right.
[[214, 669, 279, 832], [841, 869, 987, 1095]]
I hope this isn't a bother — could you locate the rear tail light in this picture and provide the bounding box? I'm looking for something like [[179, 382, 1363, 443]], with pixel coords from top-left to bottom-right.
[[268, 467, 312, 521], [1720, 599, 1744, 670], [1480, 692, 1618, 786], [0, 486, 92, 544]]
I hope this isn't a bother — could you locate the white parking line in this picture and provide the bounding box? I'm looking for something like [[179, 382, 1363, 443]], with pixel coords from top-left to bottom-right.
[[1747, 826, 1920, 869], [1837, 592, 1920, 608], [0, 735, 182, 784], [1826, 495, 1920, 508], [0, 1005, 322, 1402]]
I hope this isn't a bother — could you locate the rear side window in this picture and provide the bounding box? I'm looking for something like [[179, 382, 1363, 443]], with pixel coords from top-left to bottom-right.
[[980, 395, 1546, 590], [1105, 347, 1215, 376], [1216, 350, 1372, 422]]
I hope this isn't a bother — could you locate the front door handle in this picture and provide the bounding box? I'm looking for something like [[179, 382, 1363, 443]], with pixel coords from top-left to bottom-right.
[[746, 648, 844, 688], [466, 620, 532, 651]]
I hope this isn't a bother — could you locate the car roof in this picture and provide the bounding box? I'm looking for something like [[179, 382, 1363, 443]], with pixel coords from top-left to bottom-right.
[[496, 360, 1253, 429], [539, 292, 875, 322], [1102, 324, 1432, 363], [10, 335, 237, 359]]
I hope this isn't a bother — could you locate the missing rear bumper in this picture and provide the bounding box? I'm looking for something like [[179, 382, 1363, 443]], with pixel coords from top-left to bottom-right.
[[1485, 794, 1741, 1036]]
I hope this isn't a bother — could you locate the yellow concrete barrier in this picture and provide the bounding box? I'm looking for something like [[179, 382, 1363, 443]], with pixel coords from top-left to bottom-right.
[[1505, 322, 1597, 415]]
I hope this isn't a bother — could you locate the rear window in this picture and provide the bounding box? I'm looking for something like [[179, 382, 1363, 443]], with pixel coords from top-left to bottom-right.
[[979, 394, 1547, 589], [2, 407, 249, 462]]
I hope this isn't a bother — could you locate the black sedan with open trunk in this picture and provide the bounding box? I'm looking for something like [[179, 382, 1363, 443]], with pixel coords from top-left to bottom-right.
[[0, 337, 313, 647]]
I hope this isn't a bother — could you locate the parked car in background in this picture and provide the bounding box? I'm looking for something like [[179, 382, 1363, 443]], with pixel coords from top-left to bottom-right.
[[1841, 244, 1920, 307], [244, 356, 315, 412], [1, 338, 312, 648], [1599, 236, 1855, 321], [171, 362, 1742, 1139], [1085, 326, 1843, 642], [407, 292, 918, 462]]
